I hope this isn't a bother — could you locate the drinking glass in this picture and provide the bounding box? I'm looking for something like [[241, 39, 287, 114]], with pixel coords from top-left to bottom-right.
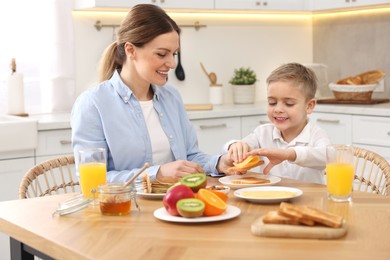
[[78, 148, 107, 202], [326, 144, 354, 202]]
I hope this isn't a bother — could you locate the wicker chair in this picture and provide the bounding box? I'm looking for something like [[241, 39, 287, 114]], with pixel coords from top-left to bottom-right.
[[353, 146, 390, 196], [19, 155, 80, 199]]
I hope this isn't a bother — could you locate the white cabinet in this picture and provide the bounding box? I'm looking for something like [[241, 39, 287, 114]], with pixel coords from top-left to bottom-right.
[[310, 112, 352, 144], [0, 157, 34, 202], [74, 0, 214, 10], [215, 0, 307, 11], [191, 117, 241, 154], [352, 116, 390, 160], [240, 115, 269, 138], [35, 129, 73, 162], [311, 0, 390, 11]]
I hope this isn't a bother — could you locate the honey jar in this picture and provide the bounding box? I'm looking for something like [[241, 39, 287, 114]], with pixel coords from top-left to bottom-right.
[[98, 183, 135, 216]]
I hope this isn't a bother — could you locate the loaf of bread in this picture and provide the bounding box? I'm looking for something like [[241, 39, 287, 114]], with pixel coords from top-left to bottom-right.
[[336, 70, 384, 85], [227, 155, 264, 173]]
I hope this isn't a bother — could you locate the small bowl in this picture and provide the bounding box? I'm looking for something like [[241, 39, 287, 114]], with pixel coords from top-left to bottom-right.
[[206, 185, 230, 195]]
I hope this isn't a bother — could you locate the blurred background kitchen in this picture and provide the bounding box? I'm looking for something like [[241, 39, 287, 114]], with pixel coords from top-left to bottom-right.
[[0, 1, 389, 115]]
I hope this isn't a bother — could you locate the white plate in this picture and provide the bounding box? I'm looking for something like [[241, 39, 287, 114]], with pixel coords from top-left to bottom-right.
[[234, 186, 303, 204], [137, 192, 165, 200], [153, 205, 241, 223], [218, 173, 281, 189]]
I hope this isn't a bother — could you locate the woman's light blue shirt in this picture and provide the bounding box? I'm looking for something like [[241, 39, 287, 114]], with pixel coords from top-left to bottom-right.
[[71, 70, 221, 183]]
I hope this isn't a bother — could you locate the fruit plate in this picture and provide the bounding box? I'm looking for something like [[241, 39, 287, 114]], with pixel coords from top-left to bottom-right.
[[218, 173, 281, 189], [137, 192, 165, 200], [234, 186, 303, 204], [153, 205, 241, 223]]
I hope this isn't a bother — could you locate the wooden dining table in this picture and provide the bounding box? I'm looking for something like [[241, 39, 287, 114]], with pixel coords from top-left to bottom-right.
[[0, 176, 389, 260]]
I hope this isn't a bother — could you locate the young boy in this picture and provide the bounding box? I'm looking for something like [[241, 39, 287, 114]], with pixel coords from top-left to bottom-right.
[[225, 63, 330, 184]]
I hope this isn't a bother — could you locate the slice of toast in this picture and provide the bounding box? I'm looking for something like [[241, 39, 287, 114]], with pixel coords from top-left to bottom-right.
[[263, 211, 300, 225], [301, 206, 343, 228], [278, 202, 315, 226]]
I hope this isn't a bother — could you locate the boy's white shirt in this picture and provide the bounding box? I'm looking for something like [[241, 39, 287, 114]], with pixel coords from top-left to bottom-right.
[[222, 118, 330, 184]]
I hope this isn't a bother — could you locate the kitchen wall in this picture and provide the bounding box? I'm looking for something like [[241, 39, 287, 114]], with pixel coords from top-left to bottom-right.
[[313, 9, 390, 99], [73, 11, 313, 104]]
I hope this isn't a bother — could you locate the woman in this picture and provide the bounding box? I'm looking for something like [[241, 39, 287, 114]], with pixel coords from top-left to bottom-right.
[[71, 4, 232, 183]]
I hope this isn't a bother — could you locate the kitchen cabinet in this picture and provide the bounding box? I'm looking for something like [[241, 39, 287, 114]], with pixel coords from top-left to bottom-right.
[[35, 129, 73, 163], [310, 112, 352, 144], [191, 117, 241, 154], [240, 115, 269, 138], [352, 116, 390, 161], [215, 0, 307, 11], [74, 0, 214, 10], [0, 157, 34, 202], [310, 0, 390, 11]]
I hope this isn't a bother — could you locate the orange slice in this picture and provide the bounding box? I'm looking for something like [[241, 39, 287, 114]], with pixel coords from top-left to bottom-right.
[[210, 190, 228, 202], [197, 188, 227, 216]]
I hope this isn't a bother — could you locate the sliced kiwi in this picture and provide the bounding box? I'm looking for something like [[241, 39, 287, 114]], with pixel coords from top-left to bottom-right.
[[177, 198, 205, 218], [180, 173, 207, 192]]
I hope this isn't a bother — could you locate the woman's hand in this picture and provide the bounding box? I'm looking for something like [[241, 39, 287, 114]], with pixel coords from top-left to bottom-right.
[[228, 141, 251, 163], [246, 148, 296, 174], [217, 154, 246, 176], [158, 160, 204, 180]]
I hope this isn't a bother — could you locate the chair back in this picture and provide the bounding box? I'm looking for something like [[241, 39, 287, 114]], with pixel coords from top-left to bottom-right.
[[353, 147, 390, 196], [19, 155, 80, 199]]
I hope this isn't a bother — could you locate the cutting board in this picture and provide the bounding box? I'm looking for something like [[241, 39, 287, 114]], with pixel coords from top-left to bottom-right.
[[185, 104, 213, 111], [317, 98, 389, 104], [251, 216, 348, 239]]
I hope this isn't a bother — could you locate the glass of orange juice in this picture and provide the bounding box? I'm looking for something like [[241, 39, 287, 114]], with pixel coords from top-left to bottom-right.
[[78, 148, 107, 202], [326, 144, 354, 202]]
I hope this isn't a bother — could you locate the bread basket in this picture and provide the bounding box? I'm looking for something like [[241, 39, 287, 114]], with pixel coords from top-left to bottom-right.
[[329, 83, 377, 101]]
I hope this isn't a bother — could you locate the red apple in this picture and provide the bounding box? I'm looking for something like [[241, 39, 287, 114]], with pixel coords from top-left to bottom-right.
[[163, 184, 194, 216]]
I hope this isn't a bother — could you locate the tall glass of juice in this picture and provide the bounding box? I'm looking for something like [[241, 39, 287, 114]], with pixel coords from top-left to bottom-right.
[[78, 148, 107, 202], [326, 144, 354, 202]]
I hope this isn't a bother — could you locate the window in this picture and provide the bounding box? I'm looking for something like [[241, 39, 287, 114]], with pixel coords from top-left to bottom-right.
[[0, 0, 75, 115]]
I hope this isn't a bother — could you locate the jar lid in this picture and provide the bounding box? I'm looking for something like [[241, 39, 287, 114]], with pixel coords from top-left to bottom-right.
[[53, 194, 91, 216], [98, 183, 134, 194]]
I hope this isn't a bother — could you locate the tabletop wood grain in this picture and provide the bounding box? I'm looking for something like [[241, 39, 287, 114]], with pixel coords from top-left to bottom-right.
[[0, 177, 389, 259]]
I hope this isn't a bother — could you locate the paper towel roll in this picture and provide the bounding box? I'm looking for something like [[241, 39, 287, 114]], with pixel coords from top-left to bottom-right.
[[7, 72, 25, 115]]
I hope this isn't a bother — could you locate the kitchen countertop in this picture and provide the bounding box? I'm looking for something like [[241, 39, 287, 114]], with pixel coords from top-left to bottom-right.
[[27, 101, 390, 131]]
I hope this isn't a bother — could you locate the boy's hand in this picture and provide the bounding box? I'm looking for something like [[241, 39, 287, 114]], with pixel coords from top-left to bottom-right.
[[228, 141, 251, 163], [246, 148, 296, 174]]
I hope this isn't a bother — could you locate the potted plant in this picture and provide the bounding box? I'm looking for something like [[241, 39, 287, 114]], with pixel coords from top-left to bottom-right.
[[229, 67, 257, 104]]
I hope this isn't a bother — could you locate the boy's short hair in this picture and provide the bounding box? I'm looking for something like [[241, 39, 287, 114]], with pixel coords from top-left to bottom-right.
[[266, 63, 318, 100]]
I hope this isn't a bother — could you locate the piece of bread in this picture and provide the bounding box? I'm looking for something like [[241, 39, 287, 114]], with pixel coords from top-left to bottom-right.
[[263, 211, 300, 225], [336, 70, 385, 85], [142, 173, 152, 193], [301, 206, 343, 228], [276, 202, 343, 228], [227, 156, 264, 173], [231, 177, 270, 185], [278, 202, 315, 226], [358, 70, 385, 84]]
